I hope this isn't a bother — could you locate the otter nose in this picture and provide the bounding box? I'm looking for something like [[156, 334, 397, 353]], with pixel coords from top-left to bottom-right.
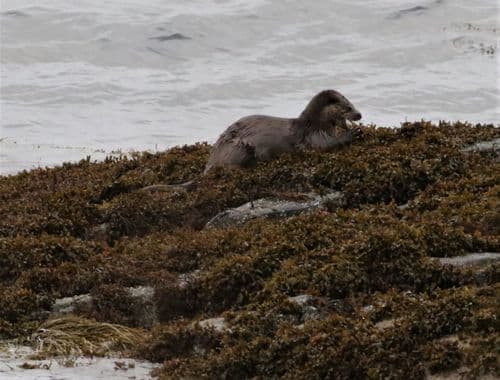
[[352, 112, 362, 121]]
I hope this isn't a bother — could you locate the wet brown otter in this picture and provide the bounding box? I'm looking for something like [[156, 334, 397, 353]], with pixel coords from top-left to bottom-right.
[[204, 89, 362, 172], [142, 89, 362, 191]]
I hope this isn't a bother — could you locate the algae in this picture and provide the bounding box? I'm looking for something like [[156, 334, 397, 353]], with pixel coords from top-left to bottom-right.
[[32, 316, 147, 357], [0, 121, 498, 378]]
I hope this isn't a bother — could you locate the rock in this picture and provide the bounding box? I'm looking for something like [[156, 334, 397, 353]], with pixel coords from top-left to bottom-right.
[[196, 317, 228, 333], [52, 294, 93, 314], [436, 252, 499, 267], [425, 366, 493, 380], [51, 286, 157, 328], [461, 138, 500, 153], [437, 334, 472, 350], [374, 318, 399, 330], [435, 252, 499, 285], [185, 317, 229, 356], [361, 305, 375, 313], [286, 294, 354, 323], [128, 286, 155, 299], [177, 270, 200, 289], [287, 294, 325, 322], [397, 203, 409, 210], [302, 306, 321, 322], [126, 286, 157, 328], [288, 295, 316, 307], [86, 223, 110, 241], [205, 191, 345, 228]]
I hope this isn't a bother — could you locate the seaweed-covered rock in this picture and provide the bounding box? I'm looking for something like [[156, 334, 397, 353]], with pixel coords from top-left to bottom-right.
[[437, 252, 499, 267], [51, 286, 157, 328], [461, 137, 500, 153], [0, 122, 499, 378], [197, 317, 228, 333]]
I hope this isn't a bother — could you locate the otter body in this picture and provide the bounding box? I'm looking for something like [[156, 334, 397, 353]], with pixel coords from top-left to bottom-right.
[[142, 89, 362, 192], [205, 89, 362, 172], [204, 116, 297, 172]]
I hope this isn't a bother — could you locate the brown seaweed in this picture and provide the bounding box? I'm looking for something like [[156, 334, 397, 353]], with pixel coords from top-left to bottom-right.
[[0, 121, 498, 378]]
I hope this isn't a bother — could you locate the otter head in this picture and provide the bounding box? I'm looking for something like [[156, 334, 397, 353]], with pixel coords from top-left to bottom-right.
[[299, 89, 362, 132]]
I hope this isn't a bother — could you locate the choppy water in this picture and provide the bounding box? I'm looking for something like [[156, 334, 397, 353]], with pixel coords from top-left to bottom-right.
[[1, 0, 498, 174]]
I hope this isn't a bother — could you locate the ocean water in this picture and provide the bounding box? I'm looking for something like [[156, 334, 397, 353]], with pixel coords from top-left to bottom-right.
[[0, 0, 498, 174]]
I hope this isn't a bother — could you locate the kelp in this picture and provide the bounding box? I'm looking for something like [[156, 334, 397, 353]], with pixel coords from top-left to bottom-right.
[[0, 121, 498, 377], [31, 316, 146, 357]]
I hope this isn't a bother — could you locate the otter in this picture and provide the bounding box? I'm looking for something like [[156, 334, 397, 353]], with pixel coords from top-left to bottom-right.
[[142, 89, 362, 191], [204, 89, 362, 173]]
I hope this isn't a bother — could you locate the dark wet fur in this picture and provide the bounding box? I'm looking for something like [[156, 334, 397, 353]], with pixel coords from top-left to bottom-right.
[[204, 89, 362, 173], [143, 89, 362, 192]]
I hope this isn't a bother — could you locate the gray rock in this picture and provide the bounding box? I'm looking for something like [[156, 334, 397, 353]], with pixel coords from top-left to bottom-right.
[[436, 252, 499, 285], [361, 305, 375, 313], [302, 306, 322, 322], [51, 286, 157, 328], [196, 317, 228, 333], [177, 270, 200, 289], [206, 191, 344, 228], [436, 252, 499, 267], [87, 223, 110, 241], [397, 203, 409, 210], [461, 138, 500, 153], [287, 294, 325, 322], [374, 318, 401, 330], [128, 285, 154, 298], [52, 294, 93, 314], [127, 286, 157, 328], [288, 294, 316, 307]]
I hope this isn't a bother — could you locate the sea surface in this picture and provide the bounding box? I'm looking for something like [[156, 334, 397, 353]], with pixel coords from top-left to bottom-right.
[[1, 0, 498, 174]]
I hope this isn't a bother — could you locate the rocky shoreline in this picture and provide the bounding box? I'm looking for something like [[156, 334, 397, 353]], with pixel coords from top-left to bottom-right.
[[0, 121, 498, 379]]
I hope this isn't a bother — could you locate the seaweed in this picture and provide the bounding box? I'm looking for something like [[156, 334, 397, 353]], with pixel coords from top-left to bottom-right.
[[32, 316, 147, 357], [0, 122, 498, 378]]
